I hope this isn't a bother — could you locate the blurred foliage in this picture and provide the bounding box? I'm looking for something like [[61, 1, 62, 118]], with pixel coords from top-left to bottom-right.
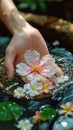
[[13, 0, 63, 12]]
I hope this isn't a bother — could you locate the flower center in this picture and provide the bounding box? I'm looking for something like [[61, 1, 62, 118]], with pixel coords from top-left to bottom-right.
[[23, 123, 28, 128], [41, 85, 48, 92], [31, 87, 36, 92], [33, 65, 41, 73], [18, 90, 23, 94], [65, 107, 72, 112]]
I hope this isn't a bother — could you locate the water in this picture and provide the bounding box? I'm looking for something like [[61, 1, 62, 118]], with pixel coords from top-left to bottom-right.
[[0, 39, 73, 130]]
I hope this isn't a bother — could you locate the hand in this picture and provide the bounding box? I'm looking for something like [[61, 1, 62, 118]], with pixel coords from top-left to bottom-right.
[[4, 24, 63, 82], [4, 24, 48, 78]]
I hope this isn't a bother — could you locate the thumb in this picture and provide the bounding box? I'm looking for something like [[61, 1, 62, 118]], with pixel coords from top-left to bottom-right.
[[4, 47, 16, 80]]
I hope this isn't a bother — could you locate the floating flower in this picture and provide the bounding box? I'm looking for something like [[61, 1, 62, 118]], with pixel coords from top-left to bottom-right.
[[23, 80, 53, 97], [59, 102, 73, 116], [41, 82, 54, 93], [13, 87, 25, 99], [57, 75, 69, 84], [16, 119, 33, 130], [16, 50, 57, 81], [23, 80, 43, 97], [33, 110, 45, 123]]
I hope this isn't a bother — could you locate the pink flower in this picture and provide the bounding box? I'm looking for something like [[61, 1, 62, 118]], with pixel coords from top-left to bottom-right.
[[16, 50, 57, 81], [33, 111, 45, 123]]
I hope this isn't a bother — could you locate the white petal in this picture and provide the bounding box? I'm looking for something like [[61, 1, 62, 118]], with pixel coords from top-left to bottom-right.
[[59, 110, 66, 114], [29, 91, 38, 97], [65, 102, 71, 107], [16, 63, 32, 76], [27, 72, 42, 81], [30, 80, 42, 89], [24, 50, 40, 66], [23, 84, 31, 94], [29, 87, 41, 96]]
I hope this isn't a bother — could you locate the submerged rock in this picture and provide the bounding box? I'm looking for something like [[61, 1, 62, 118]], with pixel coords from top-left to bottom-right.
[[52, 116, 73, 130]]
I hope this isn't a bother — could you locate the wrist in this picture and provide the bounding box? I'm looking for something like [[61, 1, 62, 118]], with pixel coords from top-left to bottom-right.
[[7, 9, 29, 35], [0, 0, 29, 35]]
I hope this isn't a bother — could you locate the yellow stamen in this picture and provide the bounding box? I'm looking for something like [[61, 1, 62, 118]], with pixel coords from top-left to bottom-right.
[[18, 90, 22, 94], [33, 65, 41, 73], [41, 85, 48, 92], [31, 87, 36, 92], [65, 107, 72, 112]]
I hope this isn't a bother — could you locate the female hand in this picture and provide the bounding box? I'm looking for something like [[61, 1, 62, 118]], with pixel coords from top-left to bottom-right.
[[4, 24, 63, 82]]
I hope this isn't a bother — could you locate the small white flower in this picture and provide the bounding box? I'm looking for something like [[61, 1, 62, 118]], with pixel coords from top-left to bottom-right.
[[16, 119, 33, 130], [13, 87, 25, 99], [23, 80, 43, 97], [57, 75, 69, 84]]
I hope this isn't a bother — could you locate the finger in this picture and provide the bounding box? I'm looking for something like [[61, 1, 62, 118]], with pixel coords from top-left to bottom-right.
[[48, 64, 63, 84], [55, 64, 63, 76], [49, 75, 57, 84], [4, 47, 16, 80], [33, 30, 49, 56]]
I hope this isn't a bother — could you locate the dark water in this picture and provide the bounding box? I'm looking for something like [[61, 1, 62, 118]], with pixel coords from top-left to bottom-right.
[[0, 38, 73, 130]]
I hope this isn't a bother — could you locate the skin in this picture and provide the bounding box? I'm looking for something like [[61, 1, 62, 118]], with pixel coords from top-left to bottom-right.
[[0, 0, 63, 83]]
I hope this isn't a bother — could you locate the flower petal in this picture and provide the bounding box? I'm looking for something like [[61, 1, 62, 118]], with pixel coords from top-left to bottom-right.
[[40, 54, 55, 66], [30, 80, 42, 89], [65, 102, 72, 107], [40, 65, 57, 78], [27, 72, 42, 81], [24, 50, 40, 66], [23, 83, 31, 92], [16, 63, 32, 76], [59, 110, 67, 114]]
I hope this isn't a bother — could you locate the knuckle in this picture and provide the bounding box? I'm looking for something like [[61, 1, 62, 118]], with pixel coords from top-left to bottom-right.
[[31, 29, 40, 38]]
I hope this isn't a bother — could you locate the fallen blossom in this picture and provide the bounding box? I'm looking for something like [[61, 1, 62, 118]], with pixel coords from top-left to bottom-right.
[[23, 80, 53, 97], [16, 119, 33, 130], [33, 110, 45, 123], [13, 87, 25, 99], [57, 75, 69, 84], [16, 50, 57, 81], [59, 102, 73, 116], [23, 80, 43, 97]]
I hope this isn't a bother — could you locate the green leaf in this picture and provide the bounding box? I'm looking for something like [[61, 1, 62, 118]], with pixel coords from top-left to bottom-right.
[[39, 1, 46, 11], [40, 105, 57, 121], [0, 105, 13, 121], [0, 102, 23, 121], [8, 102, 23, 116], [18, 3, 29, 10]]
